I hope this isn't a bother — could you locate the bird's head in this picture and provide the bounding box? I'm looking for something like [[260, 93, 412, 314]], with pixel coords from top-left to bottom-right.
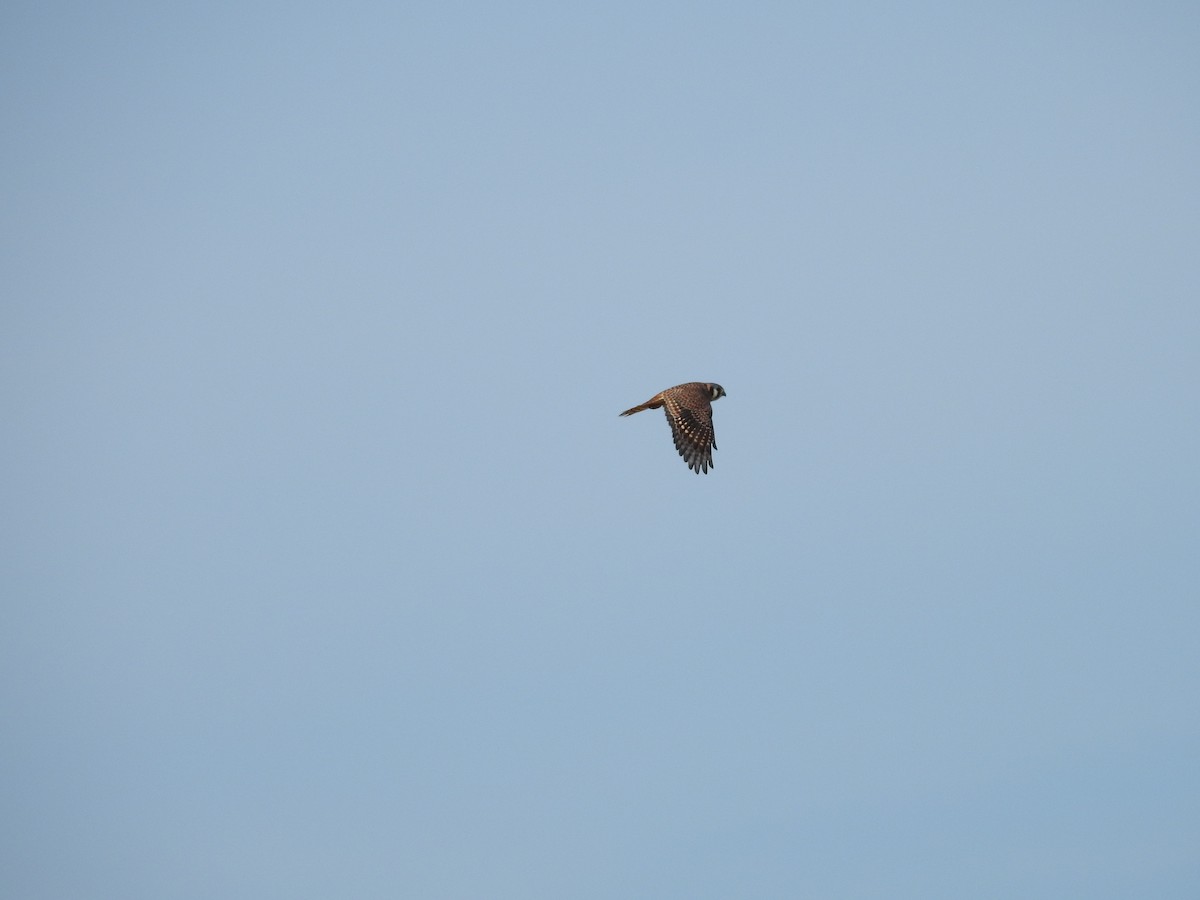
[[708, 384, 727, 401]]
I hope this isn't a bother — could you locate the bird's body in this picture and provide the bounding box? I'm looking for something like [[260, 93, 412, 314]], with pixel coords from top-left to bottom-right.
[[619, 382, 726, 474]]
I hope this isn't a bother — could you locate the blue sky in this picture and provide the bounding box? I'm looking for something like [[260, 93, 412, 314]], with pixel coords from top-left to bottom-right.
[[3, 3, 1198, 897]]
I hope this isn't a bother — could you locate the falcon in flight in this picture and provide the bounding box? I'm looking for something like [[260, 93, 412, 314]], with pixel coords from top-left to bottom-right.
[[619, 382, 726, 474]]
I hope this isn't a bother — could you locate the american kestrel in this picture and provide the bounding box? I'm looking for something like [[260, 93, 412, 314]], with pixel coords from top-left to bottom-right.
[[619, 382, 727, 474]]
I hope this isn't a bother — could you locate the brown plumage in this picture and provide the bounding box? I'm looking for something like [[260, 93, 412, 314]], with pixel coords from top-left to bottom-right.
[[619, 382, 727, 474]]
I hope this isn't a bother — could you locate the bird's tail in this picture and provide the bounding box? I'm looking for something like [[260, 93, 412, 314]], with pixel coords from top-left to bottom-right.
[[619, 403, 649, 417]]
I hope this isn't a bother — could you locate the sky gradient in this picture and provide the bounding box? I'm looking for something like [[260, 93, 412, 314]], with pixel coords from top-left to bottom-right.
[[4, 3, 1199, 897]]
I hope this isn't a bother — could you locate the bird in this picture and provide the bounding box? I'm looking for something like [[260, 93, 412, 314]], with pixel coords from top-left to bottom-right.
[[619, 382, 726, 474]]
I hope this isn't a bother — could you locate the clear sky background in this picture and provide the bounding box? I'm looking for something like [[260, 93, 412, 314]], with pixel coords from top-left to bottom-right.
[[3, 3, 1198, 898]]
